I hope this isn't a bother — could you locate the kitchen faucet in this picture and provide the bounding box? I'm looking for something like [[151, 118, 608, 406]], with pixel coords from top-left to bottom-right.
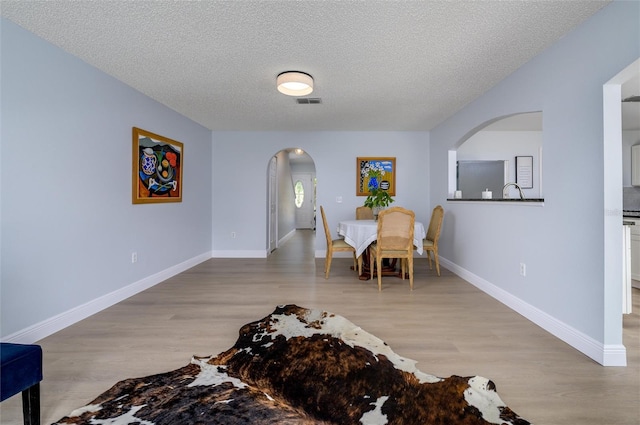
[[503, 182, 525, 199]]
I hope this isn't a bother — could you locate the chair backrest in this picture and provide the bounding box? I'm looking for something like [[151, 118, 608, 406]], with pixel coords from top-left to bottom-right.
[[319, 205, 332, 246], [426, 205, 444, 243], [377, 207, 415, 250], [356, 206, 374, 220]]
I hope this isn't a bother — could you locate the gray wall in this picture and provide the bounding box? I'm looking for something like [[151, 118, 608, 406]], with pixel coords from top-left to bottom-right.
[[2, 2, 638, 366], [276, 150, 296, 242], [429, 1, 639, 364], [622, 130, 640, 188], [211, 131, 430, 257], [623, 130, 640, 211], [1, 19, 213, 338], [458, 130, 542, 199]]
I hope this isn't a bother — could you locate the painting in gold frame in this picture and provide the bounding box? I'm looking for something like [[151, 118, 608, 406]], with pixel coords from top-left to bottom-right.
[[356, 157, 396, 196], [132, 127, 183, 204]]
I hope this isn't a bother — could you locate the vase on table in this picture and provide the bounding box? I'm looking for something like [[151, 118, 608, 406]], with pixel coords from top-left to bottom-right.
[[372, 206, 382, 221]]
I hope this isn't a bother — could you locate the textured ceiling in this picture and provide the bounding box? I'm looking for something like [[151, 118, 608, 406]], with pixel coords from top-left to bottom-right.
[[1, 0, 622, 131]]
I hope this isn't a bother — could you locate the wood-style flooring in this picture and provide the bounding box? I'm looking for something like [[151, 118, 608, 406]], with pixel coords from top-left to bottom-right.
[[1, 229, 639, 424]]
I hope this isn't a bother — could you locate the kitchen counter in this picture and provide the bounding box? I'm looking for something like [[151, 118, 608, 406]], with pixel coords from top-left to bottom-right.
[[447, 198, 544, 203]]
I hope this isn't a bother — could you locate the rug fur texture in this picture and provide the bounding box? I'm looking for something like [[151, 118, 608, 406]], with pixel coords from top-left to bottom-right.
[[53, 304, 531, 424]]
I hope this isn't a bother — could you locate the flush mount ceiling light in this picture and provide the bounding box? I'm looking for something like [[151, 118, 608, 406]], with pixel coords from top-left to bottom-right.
[[277, 71, 313, 96]]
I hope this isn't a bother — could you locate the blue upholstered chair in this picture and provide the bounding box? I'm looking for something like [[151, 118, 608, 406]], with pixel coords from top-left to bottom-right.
[[1, 343, 43, 425]]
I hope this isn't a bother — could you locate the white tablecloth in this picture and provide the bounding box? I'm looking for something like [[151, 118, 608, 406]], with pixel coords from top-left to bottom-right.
[[337, 219, 426, 258]]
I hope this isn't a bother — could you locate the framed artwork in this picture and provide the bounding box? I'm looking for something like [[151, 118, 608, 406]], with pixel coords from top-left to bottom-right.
[[357, 157, 396, 196], [515, 155, 533, 189], [132, 127, 183, 204]]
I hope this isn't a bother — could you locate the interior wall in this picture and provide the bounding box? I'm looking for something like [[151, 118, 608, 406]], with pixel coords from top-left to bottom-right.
[[457, 130, 542, 198], [0, 19, 213, 339], [429, 1, 639, 364], [211, 131, 429, 257], [622, 130, 640, 187], [622, 130, 640, 210], [291, 162, 316, 173], [276, 150, 296, 242]]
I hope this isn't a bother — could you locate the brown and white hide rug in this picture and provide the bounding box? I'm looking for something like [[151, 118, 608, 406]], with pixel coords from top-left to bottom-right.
[[54, 304, 531, 425]]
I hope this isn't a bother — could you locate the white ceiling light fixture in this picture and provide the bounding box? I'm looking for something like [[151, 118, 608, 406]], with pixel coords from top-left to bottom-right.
[[277, 71, 313, 96]]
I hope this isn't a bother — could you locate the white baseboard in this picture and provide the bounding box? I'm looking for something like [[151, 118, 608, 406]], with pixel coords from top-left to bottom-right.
[[8, 250, 625, 366], [212, 250, 267, 258], [439, 257, 627, 367], [211, 229, 295, 258], [4, 252, 212, 344], [279, 229, 296, 246]]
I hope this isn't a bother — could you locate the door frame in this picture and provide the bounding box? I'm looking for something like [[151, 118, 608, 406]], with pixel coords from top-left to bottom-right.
[[292, 172, 315, 229], [268, 156, 278, 253], [601, 57, 638, 366]]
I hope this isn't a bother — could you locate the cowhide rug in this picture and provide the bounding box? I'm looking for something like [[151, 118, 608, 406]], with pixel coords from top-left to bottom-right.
[[53, 304, 531, 425]]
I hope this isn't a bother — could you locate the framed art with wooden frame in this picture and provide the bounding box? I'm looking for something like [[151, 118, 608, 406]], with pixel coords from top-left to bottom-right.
[[356, 157, 396, 196], [132, 127, 183, 204]]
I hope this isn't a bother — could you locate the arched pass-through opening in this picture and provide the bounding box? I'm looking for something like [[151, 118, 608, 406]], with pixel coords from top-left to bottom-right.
[[447, 111, 543, 200]]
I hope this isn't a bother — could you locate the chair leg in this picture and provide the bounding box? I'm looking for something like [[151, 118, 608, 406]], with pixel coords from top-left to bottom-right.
[[377, 256, 383, 291], [369, 254, 374, 280], [427, 250, 433, 270], [22, 383, 40, 425], [323, 258, 327, 276], [325, 251, 332, 279], [408, 256, 414, 290], [434, 249, 440, 276]]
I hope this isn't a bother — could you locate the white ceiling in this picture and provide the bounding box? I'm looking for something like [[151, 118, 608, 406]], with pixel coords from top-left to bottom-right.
[[4, 0, 636, 132]]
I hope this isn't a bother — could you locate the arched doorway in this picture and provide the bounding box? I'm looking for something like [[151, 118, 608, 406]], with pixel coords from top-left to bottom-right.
[[267, 148, 317, 256]]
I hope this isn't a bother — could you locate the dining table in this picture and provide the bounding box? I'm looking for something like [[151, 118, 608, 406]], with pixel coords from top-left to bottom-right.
[[337, 219, 426, 279]]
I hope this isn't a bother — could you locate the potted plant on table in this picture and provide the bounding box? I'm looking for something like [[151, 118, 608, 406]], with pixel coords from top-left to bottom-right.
[[362, 162, 394, 220]]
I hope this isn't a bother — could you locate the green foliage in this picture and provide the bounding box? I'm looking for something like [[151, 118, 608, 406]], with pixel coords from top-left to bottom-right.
[[363, 187, 394, 208]]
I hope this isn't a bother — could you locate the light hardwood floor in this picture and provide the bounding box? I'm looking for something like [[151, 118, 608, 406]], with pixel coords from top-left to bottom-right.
[[1, 229, 639, 424]]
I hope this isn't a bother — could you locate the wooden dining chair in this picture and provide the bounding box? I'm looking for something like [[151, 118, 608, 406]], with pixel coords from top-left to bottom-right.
[[355, 206, 374, 220], [370, 206, 415, 291], [422, 205, 444, 276], [320, 206, 358, 278]]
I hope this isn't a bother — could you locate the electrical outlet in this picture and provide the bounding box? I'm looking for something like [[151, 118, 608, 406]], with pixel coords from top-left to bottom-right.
[[131, 252, 138, 263], [519, 262, 526, 277], [231, 232, 236, 239]]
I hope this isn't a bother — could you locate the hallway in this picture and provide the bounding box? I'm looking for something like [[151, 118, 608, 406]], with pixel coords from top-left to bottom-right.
[[268, 229, 316, 265]]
